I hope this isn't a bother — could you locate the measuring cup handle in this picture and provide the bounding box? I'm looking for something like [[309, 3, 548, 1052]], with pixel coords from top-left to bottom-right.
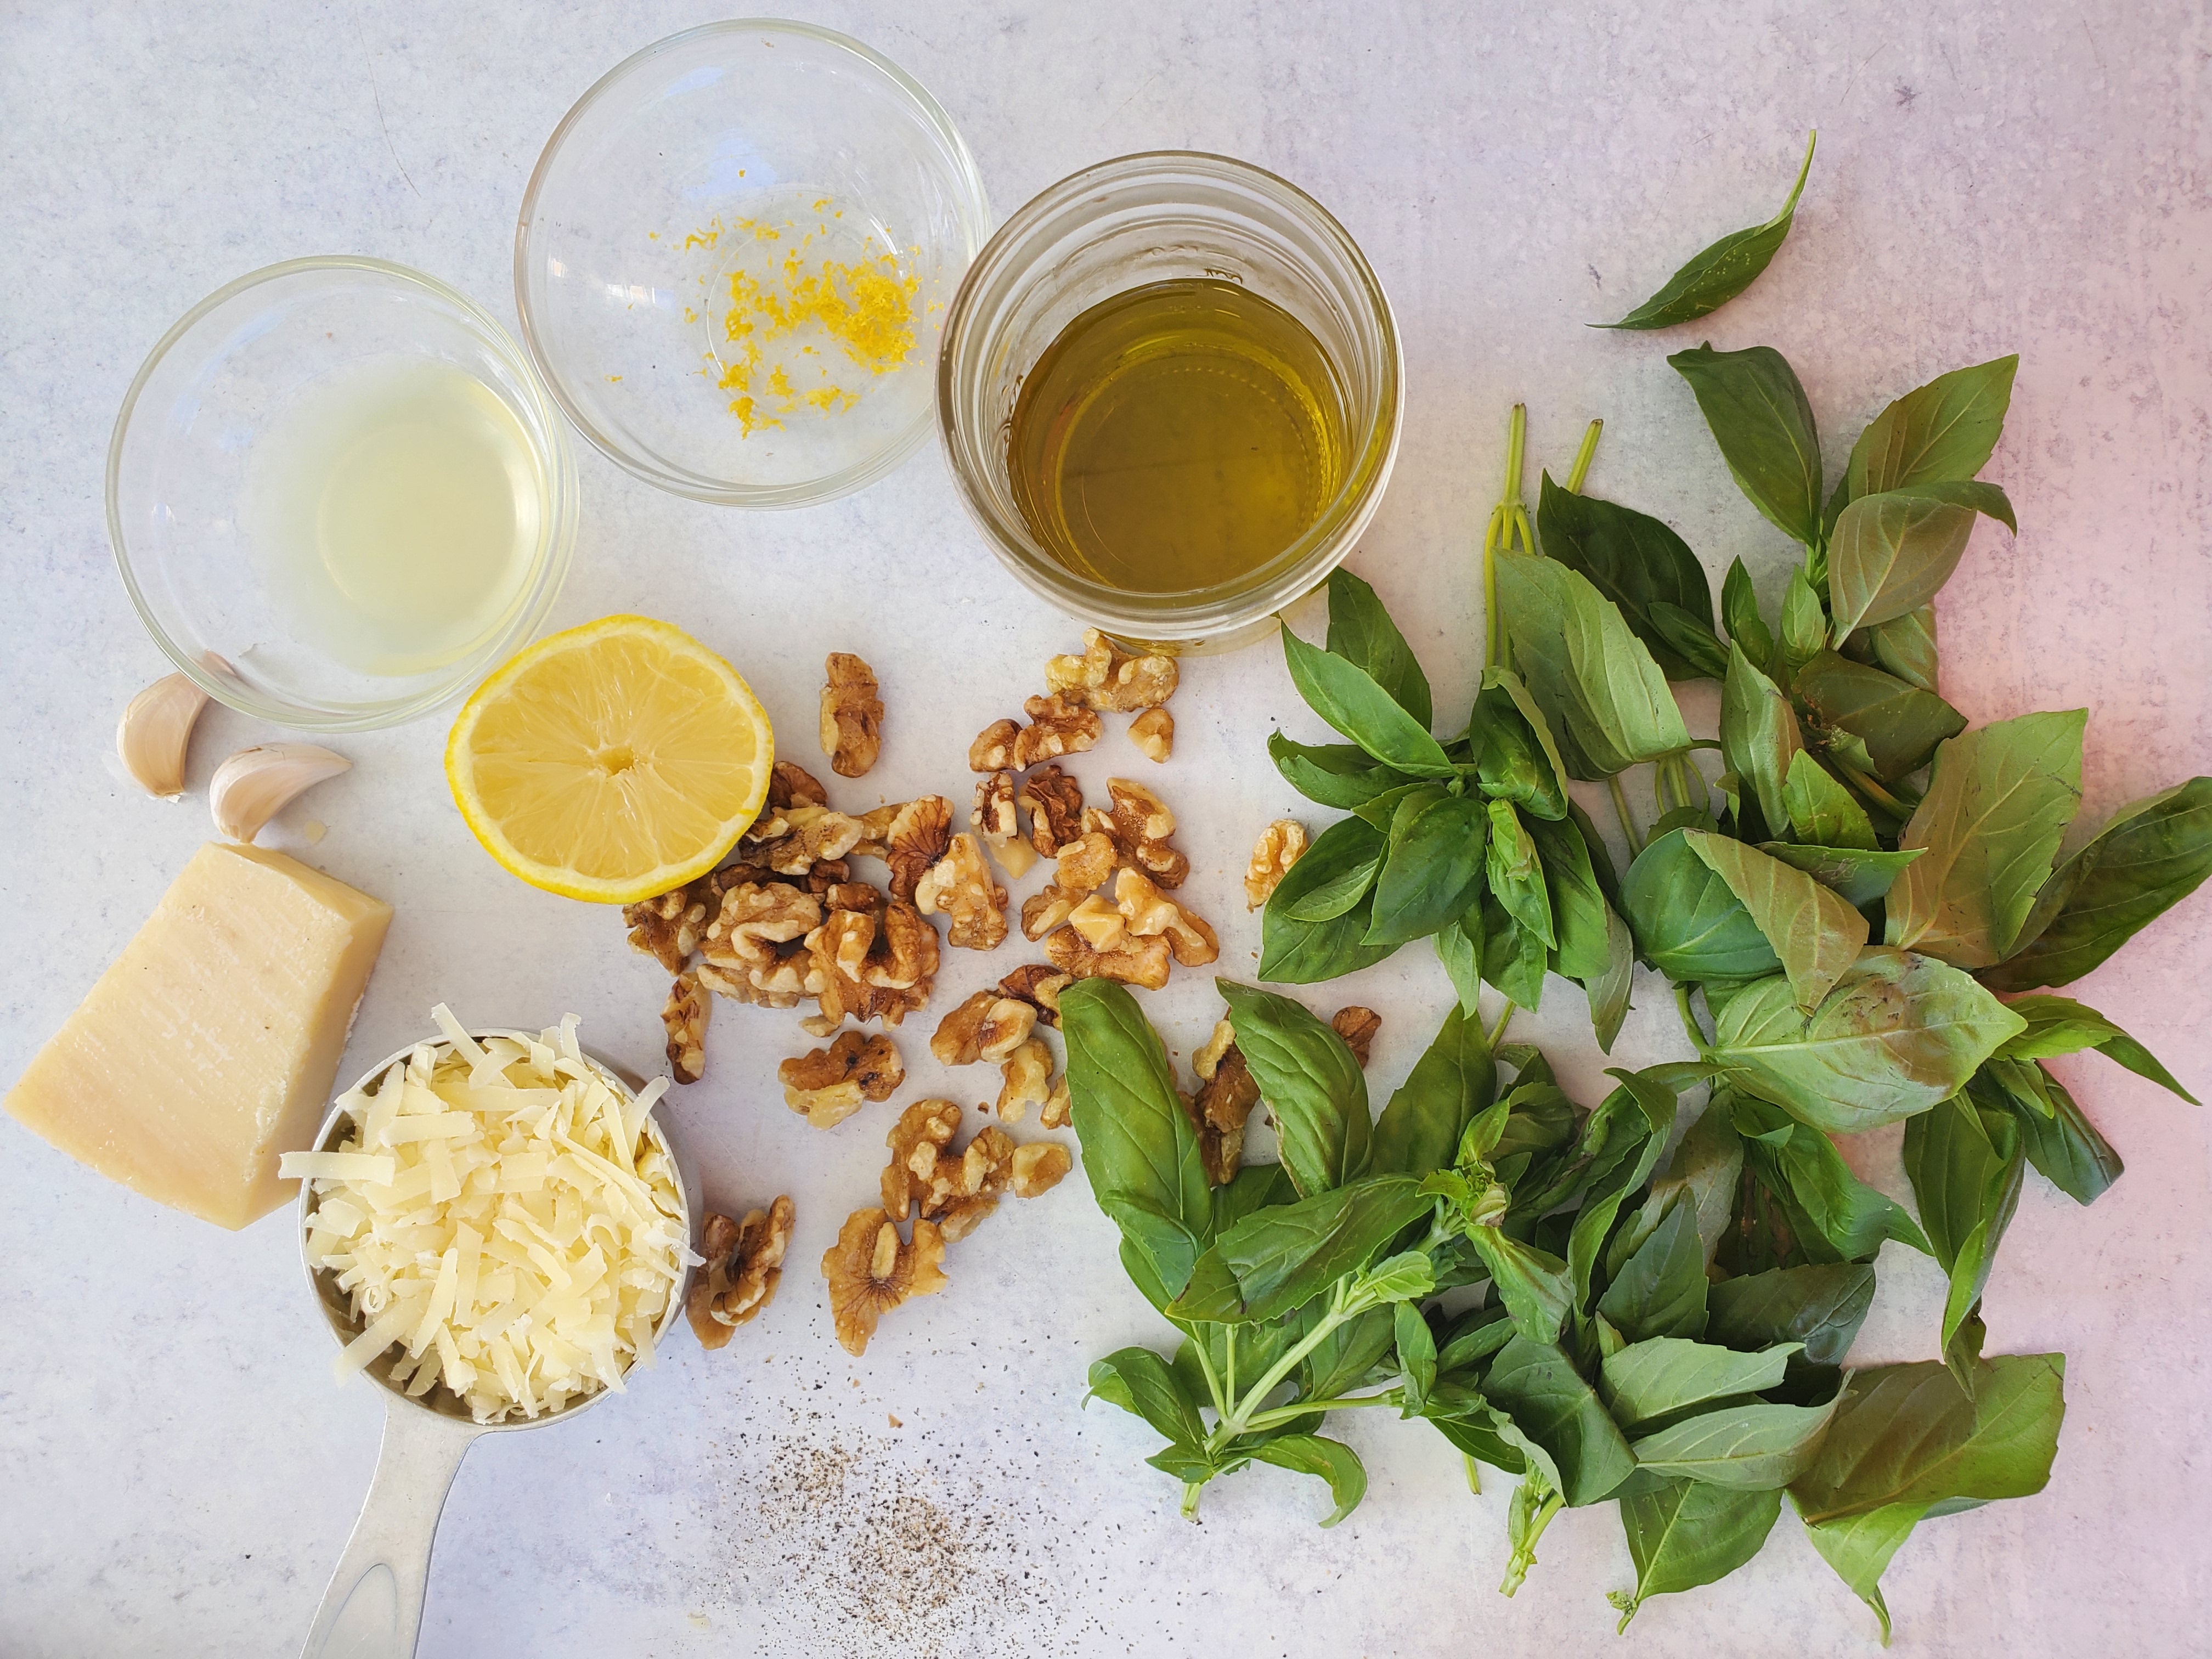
[[300, 1405, 482, 1659]]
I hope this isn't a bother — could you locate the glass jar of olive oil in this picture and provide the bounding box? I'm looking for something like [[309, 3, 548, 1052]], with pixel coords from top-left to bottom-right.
[[937, 152, 1402, 652]]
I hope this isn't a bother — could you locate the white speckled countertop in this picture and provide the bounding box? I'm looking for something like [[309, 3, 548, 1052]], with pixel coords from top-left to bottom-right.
[[4, 3, 2209, 1655]]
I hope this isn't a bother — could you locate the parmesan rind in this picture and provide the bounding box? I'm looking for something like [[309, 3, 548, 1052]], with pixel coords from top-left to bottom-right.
[[300, 1013, 687, 1424]]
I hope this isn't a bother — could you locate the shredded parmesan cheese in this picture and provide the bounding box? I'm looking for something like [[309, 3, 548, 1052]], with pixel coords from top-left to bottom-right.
[[292, 1012, 691, 1423]]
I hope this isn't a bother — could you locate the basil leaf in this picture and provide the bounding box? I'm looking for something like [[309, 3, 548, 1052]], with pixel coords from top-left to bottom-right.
[[1840, 354, 2021, 506], [1185, 1175, 1433, 1323], [1496, 548, 1692, 779], [1260, 815, 1398, 984], [1682, 831, 1868, 1011], [1706, 1263, 1875, 1368], [1632, 1391, 1843, 1489], [1365, 792, 1491, 947], [1610, 1481, 1784, 1632], [1886, 710, 2087, 968], [1757, 840, 1922, 907], [1323, 566, 1433, 729], [1566, 1071, 1681, 1306], [1351, 780, 1440, 833], [1435, 917, 1484, 1019], [1779, 564, 1830, 676], [1612, 1107, 1744, 1277], [1584, 902, 1639, 1054], [1829, 489, 1979, 637], [1220, 980, 1372, 1197], [1533, 473, 1718, 680], [1903, 1093, 2026, 1390], [1483, 799, 1556, 949], [1721, 643, 1804, 839], [1371, 1006, 1497, 1178], [1393, 1301, 1438, 1412], [1061, 979, 1215, 1297], [1597, 132, 1815, 330], [1981, 776, 2212, 991], [1597, 1193, 1710, 1342], [1790, 1352, 2063, 1637], [1525, 810, 1614, 981], [1601, 1336, 1801, 1434], [1669, 343, 1824, 548], [1086, 1346, 1207, 1449], [1865, 605, 1939, 693], [1793, 651, 1967, 782], [1730, 1092, 1932, 1261], [1720, 556, 1775, 673], [1782, 751, 1878, 850], [1994, 993, 2198, 1103], [1646, 601, 1730, 681], [1281, 847, 1383, 922], [1280, 628, 1455, 777], [1246, 1433, 1369, 1527], [1267, 732, 1412, 809], [1469, 667, 1573, 819], [1480, 892, 1550, 1009], [1707, 947, 2027, 1133], [1974, 1060, 2123, 1206], [1211, 1160, 1298, 1237], [1462, 1228, 1575, 1346], [1484, 1336, 1638, 1506], [1622, 827, 1782, 983]]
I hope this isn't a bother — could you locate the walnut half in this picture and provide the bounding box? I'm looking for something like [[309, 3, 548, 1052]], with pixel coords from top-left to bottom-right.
[[915, 832, 1008, 951], [820, 652, 884, 778], [822, 1206, 947, 1357], [1246, 819, 1308, 909], [686, 1196, 795, 1350], [778, 1030, 905, 1129], [1043, 629, 1178, 713], [1043, 925, 1171, 990], [662, 972, 708, 1085]]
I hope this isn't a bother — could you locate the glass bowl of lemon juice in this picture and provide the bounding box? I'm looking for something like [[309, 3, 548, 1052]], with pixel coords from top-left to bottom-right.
[[109, 257, 578, 731]]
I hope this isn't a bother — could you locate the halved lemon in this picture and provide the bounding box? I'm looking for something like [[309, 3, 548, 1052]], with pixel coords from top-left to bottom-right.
[[445, 616, 774, 904]]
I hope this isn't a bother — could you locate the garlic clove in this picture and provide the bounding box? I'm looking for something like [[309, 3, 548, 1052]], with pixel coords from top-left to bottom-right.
[[210, 744, 352, 844], [117, 672, 212, 799]]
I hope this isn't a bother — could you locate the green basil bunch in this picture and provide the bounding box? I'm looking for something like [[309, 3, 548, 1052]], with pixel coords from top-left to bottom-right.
[[1062, 977, 2068, 1638], [1263, 566, 1639, 1047]]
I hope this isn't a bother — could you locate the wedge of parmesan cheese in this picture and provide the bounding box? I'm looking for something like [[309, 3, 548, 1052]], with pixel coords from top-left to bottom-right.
[[5, 843, 392, 1229], [286, 1011, 690, 1424]]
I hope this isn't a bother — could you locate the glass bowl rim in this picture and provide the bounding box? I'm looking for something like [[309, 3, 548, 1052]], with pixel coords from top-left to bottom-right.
[[934, 147, 1404, 640], [511, 16, 993, 510], [106, 253, 579, 733]]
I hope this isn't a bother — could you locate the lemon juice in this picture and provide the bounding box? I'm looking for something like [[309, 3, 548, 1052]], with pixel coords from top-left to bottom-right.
[[245, 357, 544, 677]]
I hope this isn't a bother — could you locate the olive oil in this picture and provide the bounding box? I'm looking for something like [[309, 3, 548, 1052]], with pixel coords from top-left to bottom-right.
[[1006, 278, 1348, 594]]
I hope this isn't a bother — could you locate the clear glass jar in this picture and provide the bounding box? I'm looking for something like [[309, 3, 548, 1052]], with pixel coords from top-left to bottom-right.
[[936, 151, 1402, 653]]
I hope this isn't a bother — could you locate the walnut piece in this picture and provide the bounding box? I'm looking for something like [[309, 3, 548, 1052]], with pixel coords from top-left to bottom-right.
[[1069, 893, 1126, 951], [1017, 765, 1086, 857], [662, 972, 708, 1085], [696, 956, 810, 1009], [1055, 828, 1119, 895], [969, 717, 1021, 772], [822, 1206, 947, 1357], [778, 1030, 905, 1129], [1013, 693, 1103, 770], [705, 882, 823, 969], [624, 879, 714, 973], [1101, 778, 1189, 888], [1043, 926, 1172, 990], [1020, 883, 1084, 943], [882, 1099, 964, 1216], [1331, 1006, 1382, 1068], [1043, 629, 1179, 713], [930, 991, 1036, 1065], [744, 762, 831, 844], [753, 805, 867, 876], [1246, 819, 1308, 909], [1128, 707, 1175, 763], [854, 796, 952, 903], [999, 964, 1073, 1029], [1011, 1142, 1074, 1199], [995, 1039, 1052, 1125], [808, 896, 936, 1029], [1190, 1024, 1261, 1186], [820, 652, 884, 779], [972, 771, 1039, 879], [914, 832, 1008, 951], [687, 1197, 795, 1350], [1041, 1074, 1073, 1129], [1114, 868, 1219, 967]]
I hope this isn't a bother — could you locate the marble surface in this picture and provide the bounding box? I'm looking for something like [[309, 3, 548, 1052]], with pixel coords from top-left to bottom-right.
[[4, 2, 2210, 1655]]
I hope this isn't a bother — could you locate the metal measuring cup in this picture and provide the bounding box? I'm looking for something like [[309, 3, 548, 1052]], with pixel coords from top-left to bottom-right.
[[294, 1030, 698, 1659]]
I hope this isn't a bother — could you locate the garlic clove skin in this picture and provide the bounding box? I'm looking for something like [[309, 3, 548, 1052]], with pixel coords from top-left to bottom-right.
[[117, 673, 212, 799], [210, 744, 352, 844]]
